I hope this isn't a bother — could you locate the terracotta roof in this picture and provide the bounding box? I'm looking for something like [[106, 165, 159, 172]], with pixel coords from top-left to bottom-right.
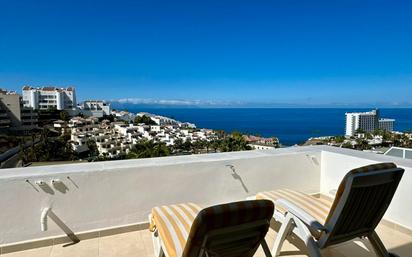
[[41, 87, 57, 91]]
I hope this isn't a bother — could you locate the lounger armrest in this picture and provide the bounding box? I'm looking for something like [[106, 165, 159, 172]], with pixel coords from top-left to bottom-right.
[[275, 199, 327, 232]]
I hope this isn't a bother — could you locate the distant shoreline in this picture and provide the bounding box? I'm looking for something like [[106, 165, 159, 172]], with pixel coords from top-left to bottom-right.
[[112, 108, 412, 146]]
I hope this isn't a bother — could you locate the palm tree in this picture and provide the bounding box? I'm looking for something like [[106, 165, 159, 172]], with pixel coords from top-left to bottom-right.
[[86, 139, 99, 157]]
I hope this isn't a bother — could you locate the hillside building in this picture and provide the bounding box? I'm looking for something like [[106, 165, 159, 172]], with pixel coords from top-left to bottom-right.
[[22, 86, 76, 110]]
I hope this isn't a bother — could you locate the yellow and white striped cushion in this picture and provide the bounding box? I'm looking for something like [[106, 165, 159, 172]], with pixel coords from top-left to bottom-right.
[[151, 203, 203, 257], [256, 189, 333, 225]]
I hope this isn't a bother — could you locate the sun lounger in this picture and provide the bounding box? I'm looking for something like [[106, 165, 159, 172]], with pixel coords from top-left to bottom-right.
[[256, 162, 404, 257]]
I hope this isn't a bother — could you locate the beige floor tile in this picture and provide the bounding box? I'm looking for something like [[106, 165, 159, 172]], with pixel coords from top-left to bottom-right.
[[2, 246, 52, 257], [50, 238, 98, 257], [332, 239, 377, 257], [140, 230, 155, 257], [5, 224, 412, 257], [375, 225, 412, 257], [99, 231, 145, 257], [377, 224, 412, 247], [320, 247, 348, 257]]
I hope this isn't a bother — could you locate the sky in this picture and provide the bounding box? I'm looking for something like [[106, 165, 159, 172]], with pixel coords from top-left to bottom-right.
[[1, 0, 412, 107]]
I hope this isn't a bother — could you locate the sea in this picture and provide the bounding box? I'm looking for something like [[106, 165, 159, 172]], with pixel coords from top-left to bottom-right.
[[124, 108, 412, 146]]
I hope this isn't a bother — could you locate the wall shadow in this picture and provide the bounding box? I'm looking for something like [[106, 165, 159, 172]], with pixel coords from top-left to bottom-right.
[[48, 210, 80, 245], [226, 164, 249, 193], [38, 183, 54, 195], [53, 181, 69, 193]]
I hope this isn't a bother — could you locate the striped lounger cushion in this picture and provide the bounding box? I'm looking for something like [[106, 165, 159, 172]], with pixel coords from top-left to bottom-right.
[[150, 200, 274, 257], [256, 189, 333, 225], [151, 203, 203, 257]]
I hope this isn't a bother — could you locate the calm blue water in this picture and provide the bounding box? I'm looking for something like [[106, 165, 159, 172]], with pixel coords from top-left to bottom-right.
[[125, 108, 412, 146]]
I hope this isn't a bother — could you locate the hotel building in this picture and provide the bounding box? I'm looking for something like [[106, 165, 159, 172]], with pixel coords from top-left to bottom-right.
[[378, 118, 395, 132], [345, 109, 395, 136], [22, 86, 77, 110]]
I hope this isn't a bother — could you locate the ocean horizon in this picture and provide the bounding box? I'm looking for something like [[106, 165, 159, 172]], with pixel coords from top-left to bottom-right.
[[117, 107, 412, 146]]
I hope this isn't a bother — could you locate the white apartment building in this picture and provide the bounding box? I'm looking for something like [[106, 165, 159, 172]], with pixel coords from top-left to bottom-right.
[[111, 110, 136, 122], [345, 110, 378, 136], [137, 112, 178, 126], [22, 86, 76, 110], [345, 109, 395, 136], [79, 100, 111, 117], [70, 118, 139, 158]]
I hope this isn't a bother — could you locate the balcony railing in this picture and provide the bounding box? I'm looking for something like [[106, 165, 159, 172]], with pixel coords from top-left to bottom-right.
[[0, 145, 411, 252]]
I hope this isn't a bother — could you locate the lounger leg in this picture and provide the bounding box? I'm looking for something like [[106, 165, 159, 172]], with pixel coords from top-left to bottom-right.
[[149, 214, 166, 257], [292, 217, 322, 257], [261, 239, 273, 257], [271, 213, 295, 256], [368, 231, 391, 257]]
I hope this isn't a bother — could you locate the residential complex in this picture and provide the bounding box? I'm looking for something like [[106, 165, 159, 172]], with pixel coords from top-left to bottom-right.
[[111, 110, 136, 122], [67, 115, 217, 158], [0, 89, 38, 130], [22, 86, 77, 110], [78, 100, 111, 117], [69, 117, 133, 157], [345, 109, 395, 136], [244, 135, 279, 149]]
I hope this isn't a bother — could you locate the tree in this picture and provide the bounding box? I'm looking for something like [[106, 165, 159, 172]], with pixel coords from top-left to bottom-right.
[[127, 140, 171, 159], [355, 139, 370, 150], [172, 138, 184, 153], [341, 142, 353, 149], [182, 139, 192, 152], [86, 139, 99, 157], [99, 114, 115, 122], [19, 128, 78, 162], [355, 128, 366, 134], [134, 115, 156, 125], [59, 110, 70, 121], [210, 140, 220, 153], [334, 136, 345, 143], [193, 140, 205, 154], [218, 132, 251, 152]]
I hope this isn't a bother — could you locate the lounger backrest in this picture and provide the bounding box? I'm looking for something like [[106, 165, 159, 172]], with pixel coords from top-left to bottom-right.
[[320, 163, 404, 247], [182, 200, 274, 257]]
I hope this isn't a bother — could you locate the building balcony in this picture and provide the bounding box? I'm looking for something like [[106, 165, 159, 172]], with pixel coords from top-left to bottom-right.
[[0, 119, 11, 125], [0, 146, 411, 257]]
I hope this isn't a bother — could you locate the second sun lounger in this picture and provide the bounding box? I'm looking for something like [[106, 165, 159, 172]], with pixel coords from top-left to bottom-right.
[[256, 162, 404, 257]]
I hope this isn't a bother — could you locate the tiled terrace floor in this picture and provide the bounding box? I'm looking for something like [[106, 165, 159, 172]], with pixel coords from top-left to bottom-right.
[[2, 223, 411, 257]]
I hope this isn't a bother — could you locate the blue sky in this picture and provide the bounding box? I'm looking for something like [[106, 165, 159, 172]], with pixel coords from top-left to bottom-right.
[[1, 0, 412, 107]]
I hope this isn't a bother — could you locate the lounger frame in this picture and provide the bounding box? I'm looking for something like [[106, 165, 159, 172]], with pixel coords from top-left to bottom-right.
[[271, 167, 404, 257], [150, 214, 273, 257]]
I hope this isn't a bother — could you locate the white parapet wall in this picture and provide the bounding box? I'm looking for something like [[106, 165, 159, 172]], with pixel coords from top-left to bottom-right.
[[0, 147, 321, 245], [320, 146, 412, 231]]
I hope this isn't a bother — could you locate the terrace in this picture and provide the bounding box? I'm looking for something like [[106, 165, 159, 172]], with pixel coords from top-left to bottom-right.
[[0, 145, 411, 257]]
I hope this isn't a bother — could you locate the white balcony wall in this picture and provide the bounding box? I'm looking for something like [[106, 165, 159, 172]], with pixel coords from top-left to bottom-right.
[[0, 147, 321, 245], [320, 146, 412, 230]]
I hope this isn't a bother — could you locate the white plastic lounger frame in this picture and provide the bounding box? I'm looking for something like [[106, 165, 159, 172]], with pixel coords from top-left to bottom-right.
[[271, 166, 404, 257]]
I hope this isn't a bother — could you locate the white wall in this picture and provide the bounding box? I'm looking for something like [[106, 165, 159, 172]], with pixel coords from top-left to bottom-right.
[[0, 148, 321, 245], [320, 146, 412, 230], [3, 146, 410, 246]]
